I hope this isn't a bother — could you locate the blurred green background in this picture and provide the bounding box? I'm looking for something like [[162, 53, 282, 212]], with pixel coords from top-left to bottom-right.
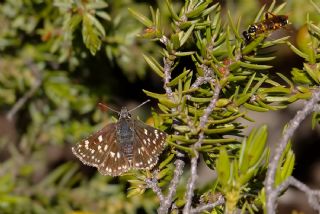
[[0, 0, 319, 213]]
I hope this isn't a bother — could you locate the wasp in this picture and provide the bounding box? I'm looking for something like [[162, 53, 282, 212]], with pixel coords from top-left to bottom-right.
[[243, 12, 288, 42]]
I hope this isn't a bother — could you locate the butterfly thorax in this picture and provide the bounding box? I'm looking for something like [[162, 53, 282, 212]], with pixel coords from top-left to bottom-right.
[[116, 107, 134, 162]]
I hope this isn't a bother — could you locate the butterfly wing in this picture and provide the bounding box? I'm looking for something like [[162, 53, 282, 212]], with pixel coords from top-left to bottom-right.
[[97, 138, 131, 176], [72, 123, 130, 176], [132, 119, 167, 170], [72, 124, 117, 167]]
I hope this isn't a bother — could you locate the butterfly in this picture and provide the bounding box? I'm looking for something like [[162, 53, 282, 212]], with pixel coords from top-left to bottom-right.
[[72, 101, 167, 176]]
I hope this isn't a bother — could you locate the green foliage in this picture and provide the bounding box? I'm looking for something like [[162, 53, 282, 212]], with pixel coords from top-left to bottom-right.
[[0, 0, 163, 213], [55, 0, 110, 55], [213, 126, 269, 212], [0, 0, 320, 213], [131, 0, 319, 212]]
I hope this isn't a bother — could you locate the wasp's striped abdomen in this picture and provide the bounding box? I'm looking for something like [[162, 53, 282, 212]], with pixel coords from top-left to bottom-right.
[[242, 12, 288, 43]]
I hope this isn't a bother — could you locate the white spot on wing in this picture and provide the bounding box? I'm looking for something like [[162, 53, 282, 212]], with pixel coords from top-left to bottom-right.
[[98, 135, 103, 142], [85, 140, 89, 149], [110, 152, 115, 158], [147, 158, 153, 164]]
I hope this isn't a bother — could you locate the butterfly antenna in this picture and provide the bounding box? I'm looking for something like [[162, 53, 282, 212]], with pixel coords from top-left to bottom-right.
[[129, 99, 151, 112], [98, 103, 120, 114]]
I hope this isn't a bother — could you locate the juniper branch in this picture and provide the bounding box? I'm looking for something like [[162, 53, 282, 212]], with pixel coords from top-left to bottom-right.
[[163, 57, 174, 97], [156, 52, 186, 214], [190, 195, 225, 214], [158, 154, 185, 214], [265, 88, 320, 214], [145, 177, 165, 203], [284, 177, 320, 211], [191, 65, 215, 89], [183, 78, 221, 214], [275, 176, 320, 211]]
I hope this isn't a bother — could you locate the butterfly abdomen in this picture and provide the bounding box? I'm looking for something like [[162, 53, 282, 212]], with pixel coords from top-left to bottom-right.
[[116, 118, 134, 162]]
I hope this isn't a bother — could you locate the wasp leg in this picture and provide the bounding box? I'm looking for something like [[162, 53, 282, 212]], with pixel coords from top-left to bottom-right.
[[265, 12, 276, 19]]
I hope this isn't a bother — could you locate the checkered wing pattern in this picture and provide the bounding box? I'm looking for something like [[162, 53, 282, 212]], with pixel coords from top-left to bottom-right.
[[97, 140, 130, 176], [72, 124, 116, 167], [72, 106, 167, 177], [72, 124, 130, 176], [132, 119, 167, 170]]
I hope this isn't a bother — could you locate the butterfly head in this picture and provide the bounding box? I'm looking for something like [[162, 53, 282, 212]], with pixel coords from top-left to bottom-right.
[[119, 107, 131, 119]]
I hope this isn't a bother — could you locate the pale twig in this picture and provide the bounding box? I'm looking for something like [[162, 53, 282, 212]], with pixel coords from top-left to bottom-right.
[[190, 195, 225, 214], [286, 177, 320, 211], [150, 52, 186, 213], [199, 81, 220, 129], [183, 148, 200, 214], [191, 64, 215, 89], [183, 80, 221, 214], [160, 35, 169, 46], [265, 89, 320, 214], [145, 177, 165, 203], [163, 57, 174, 97], [276, 176, 320, 211], [191, 76, 213, 89], [158, 153, 185, 214]]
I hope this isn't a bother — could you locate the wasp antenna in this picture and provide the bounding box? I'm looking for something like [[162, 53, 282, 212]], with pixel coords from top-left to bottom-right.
[[129, 99, 151, 112], [98, 103, 119, 114]]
